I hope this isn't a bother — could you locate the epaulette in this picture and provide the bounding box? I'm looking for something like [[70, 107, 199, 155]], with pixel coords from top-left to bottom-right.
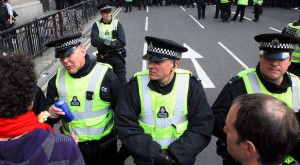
[[227, 76, 241, 86], [191, 75, 201, 83]]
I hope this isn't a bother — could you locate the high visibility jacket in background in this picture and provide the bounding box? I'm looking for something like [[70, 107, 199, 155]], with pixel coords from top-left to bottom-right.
[[253, 0, 263, 5], [135, 69, 191, 149], [237, 0, 248, 5], [56, 63, 114, 142], [285, 22, 300, 63]]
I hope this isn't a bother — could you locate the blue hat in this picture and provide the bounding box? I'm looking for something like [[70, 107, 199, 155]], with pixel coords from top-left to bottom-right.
[[143, 36, 188, 62], [45, 33, 82, 58], [254, 33, 300, 60]]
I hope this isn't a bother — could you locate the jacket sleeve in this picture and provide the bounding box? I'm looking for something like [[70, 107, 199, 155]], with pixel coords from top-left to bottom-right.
[[168, 76, 215, 165], [114, 78, 162, 164], [113, 21, 126, 49], [211, 76, 246, 139], [99, 69, 122, 111]]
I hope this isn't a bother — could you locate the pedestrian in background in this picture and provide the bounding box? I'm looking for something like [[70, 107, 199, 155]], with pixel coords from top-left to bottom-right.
[[115, 36, 214, 165], [124, 0, 132, 12], [231, 0, 248, 22], [45, 33, 124, 165], [195, 0, 206, 19], [90, 1, 127, 85], [224, 94, 299, 165], [252, 0, 263, 22], [0, 53, 85, 165], [212, 33, 300, 165], [220, 0, 230, 22]]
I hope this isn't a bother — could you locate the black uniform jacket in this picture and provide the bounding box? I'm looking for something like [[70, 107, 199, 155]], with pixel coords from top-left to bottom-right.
[[114, 73, 214, 165], [90, 18, 126, 53], [45, 55, 122, 124], [212, 65, 292, 139]]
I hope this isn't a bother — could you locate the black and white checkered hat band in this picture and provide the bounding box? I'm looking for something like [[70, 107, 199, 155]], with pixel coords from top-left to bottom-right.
[[55, 39, 80, 51], [260, 42, 293, 50], [148, 46, 181, 58]]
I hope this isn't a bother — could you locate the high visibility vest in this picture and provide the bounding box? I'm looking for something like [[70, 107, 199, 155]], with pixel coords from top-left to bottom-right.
[[135, 69, 191, 149], [238, 68, 300, 112], [96, 19, 118, 41], [253, 0, 263, 5], [55, 63, 114, 142], [285, 22, 300, 63], [238, 0, 248, 5], [238, 69, 300, 164], [220, 0, 228, 3]]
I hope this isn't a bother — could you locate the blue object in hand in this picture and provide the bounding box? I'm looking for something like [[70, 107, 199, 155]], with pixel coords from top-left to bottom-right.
[[54, 98, 74, 123]]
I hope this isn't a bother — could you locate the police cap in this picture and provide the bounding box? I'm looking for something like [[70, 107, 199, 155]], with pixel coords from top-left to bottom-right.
[[97, 1, 113, 13], [143, 36, 188, 62], [254, 33, 300, 60], [45, 33, 82, 58]]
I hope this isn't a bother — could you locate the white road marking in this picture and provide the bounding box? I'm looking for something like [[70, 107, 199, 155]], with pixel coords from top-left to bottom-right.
[[183, 43, 214, 88], [143, 42, 148, 70], [269, 27, 281, 32], [231, 11, 252, 21], [218, 42, 249, 69], [189, 15, 205, 29], [180, 6, 186, 11], [145, 17, 148, 31]]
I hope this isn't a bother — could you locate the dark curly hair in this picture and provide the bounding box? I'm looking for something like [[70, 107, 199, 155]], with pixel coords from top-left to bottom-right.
[[0, 53, 37, 118]]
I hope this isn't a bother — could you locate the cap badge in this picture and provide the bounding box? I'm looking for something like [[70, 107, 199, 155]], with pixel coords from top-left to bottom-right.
[[148, 42, 154, 51], [271, 39, 280, 47]]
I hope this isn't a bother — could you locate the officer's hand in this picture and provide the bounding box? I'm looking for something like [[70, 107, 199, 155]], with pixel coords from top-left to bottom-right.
[[110, 41, 118, 49], [71, 132, 78, 144], [48, 104, 65, 119], [154, 150, 177, 165], [104, 39, 111, 46]]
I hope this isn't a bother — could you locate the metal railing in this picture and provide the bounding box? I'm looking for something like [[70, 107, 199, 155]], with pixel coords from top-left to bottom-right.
[[0, 0, 98, 57]]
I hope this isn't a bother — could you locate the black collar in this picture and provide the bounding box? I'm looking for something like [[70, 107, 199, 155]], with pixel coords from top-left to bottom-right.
[[100, 18, 112, 24], [147, 74, 176, 95]]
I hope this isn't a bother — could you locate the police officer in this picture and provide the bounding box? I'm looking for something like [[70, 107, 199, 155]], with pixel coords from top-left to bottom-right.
[[114, 36, 214, 165], [252, 0, 263, 22], [195, 0, 206, 19], [90, 1, 127, 85], [282, 16, 300, 77], [44, 33, 123, 165], [212, 33, 300, 165], [230, 0, 248, 22]]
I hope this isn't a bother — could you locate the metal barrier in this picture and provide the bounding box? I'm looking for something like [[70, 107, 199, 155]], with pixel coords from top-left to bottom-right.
[[0, 0, 98, 57]]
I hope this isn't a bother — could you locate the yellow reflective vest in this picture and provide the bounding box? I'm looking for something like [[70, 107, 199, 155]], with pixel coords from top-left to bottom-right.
[[96, 19, 118, 41], [135, 69, 191, 149], [238, 68, 300, 112], [55, 63, 114, 142]]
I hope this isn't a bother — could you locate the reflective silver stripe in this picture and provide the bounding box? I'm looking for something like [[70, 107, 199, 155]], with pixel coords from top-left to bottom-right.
[[291, 76, 300, 112], [139, 74, 188, 128], [157, 137, 178, 147], [73, 107, 110, 119], [84, 64, 111, 119], [140, 75, 155, 124], [156, 116, 187, 128], [64, 117, 113, 136], [247, 73, 262, 93], [58, 67, 67, 101]]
